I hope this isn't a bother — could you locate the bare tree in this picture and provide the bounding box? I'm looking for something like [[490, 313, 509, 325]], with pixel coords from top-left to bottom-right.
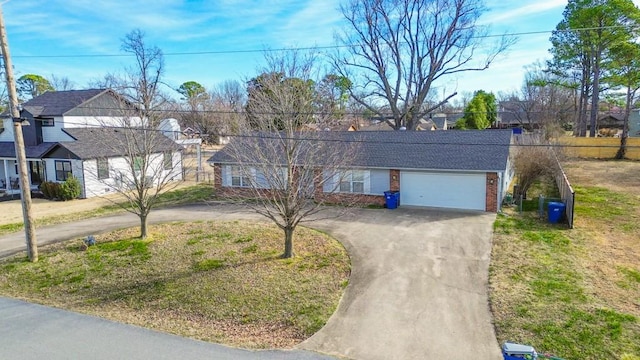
[[49, 74, 75, 91], [212, 80, 246, 112], [512, 135, 559, 200], [334, 0, 512, 130], [500, 63, 576, 137], [215, 51, 359, 258], [86, 30, 183, 239], [176, 80, 245, 144]]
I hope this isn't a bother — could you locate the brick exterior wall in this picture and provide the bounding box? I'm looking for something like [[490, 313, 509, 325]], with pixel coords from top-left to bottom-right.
[[485, 172, 498, 212], [390, 169, 400, 191], [316, 193, 386, 206], [213, 164, 222, 190]]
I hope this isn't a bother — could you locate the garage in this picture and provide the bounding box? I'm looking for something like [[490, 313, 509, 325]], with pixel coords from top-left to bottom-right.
[[399, 171, 486, 211]]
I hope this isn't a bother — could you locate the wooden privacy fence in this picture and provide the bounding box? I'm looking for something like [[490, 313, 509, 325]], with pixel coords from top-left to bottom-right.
[[558, 137, 640, 160]]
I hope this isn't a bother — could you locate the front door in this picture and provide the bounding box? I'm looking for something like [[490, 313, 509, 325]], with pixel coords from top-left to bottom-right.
[[29, 161, 46, 185]]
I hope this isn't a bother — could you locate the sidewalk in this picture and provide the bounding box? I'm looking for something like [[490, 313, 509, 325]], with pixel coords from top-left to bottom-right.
[[0, 203, 256, 258], [0, 297, 335, 360]]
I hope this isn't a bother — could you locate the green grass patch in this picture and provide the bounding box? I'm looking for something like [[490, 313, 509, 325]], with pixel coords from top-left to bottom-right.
[[0, 222, 24, 235], [574, 186, 636, 221], [0, 221, 349, 349], [619, 267, 640, 284], [193, 258, 224, 271], [154, 184, 214, 206]]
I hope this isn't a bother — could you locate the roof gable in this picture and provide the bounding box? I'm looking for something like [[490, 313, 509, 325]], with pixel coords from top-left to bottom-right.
[[22, 89, 106, 117], [44, 127, 182, 160]]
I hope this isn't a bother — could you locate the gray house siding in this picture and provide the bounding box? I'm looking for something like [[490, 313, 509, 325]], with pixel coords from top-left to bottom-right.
[[370, 169, 390, 194]]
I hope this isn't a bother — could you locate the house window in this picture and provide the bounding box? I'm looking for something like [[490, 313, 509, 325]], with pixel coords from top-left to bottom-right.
[[230, 166, 251, 187], [97, 158, 109, 180], [163, 152, 172, 170], [133, 157, 143, 173], [40, 118, 54, 127], [339, 170, 365, 193], [55, 161, 72, 181]]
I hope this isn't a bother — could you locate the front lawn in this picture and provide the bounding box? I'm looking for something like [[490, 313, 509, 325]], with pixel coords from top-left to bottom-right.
[[490, 160, 640, 360], [0, 183, 214, 236], [0, 220, 350, 348]]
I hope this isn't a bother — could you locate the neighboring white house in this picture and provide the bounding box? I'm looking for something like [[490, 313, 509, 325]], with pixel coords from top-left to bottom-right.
[[0, 89, 183, 198], [159, 118, 181, 140]]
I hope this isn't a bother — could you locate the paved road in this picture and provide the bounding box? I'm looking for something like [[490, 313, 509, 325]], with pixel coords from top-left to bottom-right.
[[0, 204, 501, 359], [0, 297, 334, 360]]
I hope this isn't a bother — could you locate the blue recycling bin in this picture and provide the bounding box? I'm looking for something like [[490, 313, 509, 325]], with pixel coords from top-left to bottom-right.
[[384, 191, 400, 209], [548, 201, 566, 224]]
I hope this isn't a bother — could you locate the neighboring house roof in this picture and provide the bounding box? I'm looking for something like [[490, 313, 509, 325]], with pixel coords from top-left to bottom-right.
[[598, 113, 625, 128], [0, 142, 57, 159], [43, 127, 182, 160], [209, 129, 512, 172], [359, 120, 395, 131], [417, 119, 436, 131], [21, 89, 108, 117]]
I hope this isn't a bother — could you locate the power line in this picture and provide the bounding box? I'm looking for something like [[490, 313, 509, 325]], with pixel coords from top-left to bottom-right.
[[37, 104, 639, 120], [11, 25, 632, 59], [33, 119, 640, 149]]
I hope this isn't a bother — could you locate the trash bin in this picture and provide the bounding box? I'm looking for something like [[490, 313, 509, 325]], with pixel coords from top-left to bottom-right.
[[384, 191, 399, 209], [548, 201, 566, 224], [502, 342, 538, 360]]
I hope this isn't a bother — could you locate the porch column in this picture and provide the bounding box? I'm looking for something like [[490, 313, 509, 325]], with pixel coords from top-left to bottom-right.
[[3, 159, 8, 190], [26, 160, 32, 189]]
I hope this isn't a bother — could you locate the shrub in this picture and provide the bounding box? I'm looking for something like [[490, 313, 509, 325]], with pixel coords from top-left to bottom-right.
[[40, 181, 61, 200], [59, 176, 82, 201]]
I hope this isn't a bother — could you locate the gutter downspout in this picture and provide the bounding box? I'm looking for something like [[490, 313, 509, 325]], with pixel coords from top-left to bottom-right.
[[81, 160, 87, 199], [498, 171, 504, 212]]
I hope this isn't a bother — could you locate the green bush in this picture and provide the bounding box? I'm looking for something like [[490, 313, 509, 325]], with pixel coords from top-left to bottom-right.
[[39, 181, 61, 200], [59, 176, 81, 201]]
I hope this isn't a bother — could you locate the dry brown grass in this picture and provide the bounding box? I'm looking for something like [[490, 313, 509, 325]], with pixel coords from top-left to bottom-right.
[[564, 160, 640, 322], [561, 159, 640, 197], [0, 221, 350, 349]]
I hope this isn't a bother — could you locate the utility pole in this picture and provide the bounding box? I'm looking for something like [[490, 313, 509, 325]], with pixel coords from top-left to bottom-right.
[[0, 4, 38, 262]]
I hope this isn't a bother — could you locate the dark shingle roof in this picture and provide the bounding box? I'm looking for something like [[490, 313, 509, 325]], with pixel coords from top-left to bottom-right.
[[22, 89, 107, 117], [0, 142, 57, 158], [209, 129, 512, 172], [49, 127, 182, 160]]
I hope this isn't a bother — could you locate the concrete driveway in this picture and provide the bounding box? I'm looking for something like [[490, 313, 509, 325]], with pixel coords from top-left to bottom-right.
[[299, 207, 502, 359], [0, 204, 501, 359]]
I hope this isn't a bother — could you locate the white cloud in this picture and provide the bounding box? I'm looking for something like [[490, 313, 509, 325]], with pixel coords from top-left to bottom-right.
[[482, 0, 566, 24]]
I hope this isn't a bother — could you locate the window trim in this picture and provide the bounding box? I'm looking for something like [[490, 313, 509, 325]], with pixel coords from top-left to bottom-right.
[[163, 152, 173, 170], [97, 158, 109, 180], [55, 160, 72, 181], [230, 166, 251, 187], [337, 170, 369, 194], [40, 118, 55, 127]]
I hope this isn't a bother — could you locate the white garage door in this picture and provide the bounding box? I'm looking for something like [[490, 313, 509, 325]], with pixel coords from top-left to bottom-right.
[[400, 171, 486, 211]]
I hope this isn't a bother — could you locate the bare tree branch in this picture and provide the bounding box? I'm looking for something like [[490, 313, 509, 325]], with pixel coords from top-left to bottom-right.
[[334, 0, 513, 130], [217, 51, 362, 258]]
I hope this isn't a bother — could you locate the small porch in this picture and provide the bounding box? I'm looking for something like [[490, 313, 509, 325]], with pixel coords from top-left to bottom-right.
[[0, 158, 45, 197]]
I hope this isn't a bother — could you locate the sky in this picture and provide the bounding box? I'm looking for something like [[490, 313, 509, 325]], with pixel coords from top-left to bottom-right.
[[2, 0, 639, 102]]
